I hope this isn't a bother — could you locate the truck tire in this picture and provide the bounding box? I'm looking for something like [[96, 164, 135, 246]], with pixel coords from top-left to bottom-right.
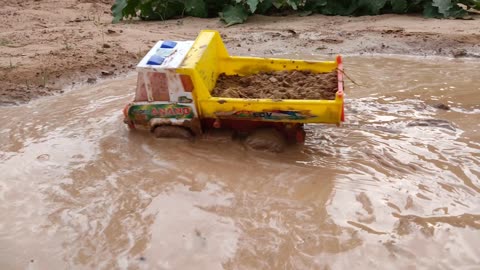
[[244, 128, 287, 153], [153, 125, 193, 139]]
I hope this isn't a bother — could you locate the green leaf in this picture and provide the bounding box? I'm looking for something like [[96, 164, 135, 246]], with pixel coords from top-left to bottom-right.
[[257, 0, 273, 13], [123, 0, 140, 18], [139, 0, 184, 21], [184, 0, 208, 17], [247, 0, 259, 13], [272, 0, 285, 9], [112, 0, 128, 23], [443, 4, 468, 17], [391, 0, 408, 13], [429, 0, 467, 17], [219, 4, 248, 26], [318, 0, 328, 6], [321, 0, 358, 16], [432, 0, 453, 15], [161, 1, 185, 19], [138, 0, 161, 20], [476, 1, 480, 9], [359, 0, 387, 14], [423, 2, 442, 17], [287, 0, 298, 10], [303, 0, 327, 11]]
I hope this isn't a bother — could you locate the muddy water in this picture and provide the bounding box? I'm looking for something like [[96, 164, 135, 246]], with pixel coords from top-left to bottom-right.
[[1, 56, 479, 270]]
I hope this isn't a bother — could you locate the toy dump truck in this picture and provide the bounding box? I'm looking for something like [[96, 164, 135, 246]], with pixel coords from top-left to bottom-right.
[[123, 30, 344, 151]]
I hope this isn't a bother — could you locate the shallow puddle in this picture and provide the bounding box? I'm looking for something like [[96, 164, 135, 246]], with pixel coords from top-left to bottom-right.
[[0, 56, 479, 269]]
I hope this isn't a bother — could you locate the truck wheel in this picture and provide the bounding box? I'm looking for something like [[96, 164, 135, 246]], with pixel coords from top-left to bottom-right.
[[153, 125, 193, 139], [244, 128, 287, 153]]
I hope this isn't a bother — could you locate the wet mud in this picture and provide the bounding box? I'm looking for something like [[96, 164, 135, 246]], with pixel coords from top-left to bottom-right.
[[1, 56, 479, 269], [212, 71, 338, 100], [406, 119, 456, 131]]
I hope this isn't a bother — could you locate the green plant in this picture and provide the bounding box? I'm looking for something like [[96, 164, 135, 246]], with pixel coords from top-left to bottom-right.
[[112, 0, 480, 26]]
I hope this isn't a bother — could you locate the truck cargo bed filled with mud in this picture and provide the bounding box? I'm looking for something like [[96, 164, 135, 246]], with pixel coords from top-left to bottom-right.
[[212, 70, 338, 100]]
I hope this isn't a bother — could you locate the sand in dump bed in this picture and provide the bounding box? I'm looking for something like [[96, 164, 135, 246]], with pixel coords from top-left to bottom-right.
[[211, 70, 338, 100]]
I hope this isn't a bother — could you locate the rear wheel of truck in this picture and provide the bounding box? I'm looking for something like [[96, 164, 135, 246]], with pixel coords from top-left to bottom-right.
[[244, 128, 287, 153], [153, 125, 193, 139]]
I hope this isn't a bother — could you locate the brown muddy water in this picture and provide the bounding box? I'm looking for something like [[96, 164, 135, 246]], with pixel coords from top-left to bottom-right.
[[1, 56, 479, 270]]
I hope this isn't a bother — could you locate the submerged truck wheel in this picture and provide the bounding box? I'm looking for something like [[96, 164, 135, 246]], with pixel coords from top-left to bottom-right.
[[244, 128, 287, 153], [153, 125, 193, 139]]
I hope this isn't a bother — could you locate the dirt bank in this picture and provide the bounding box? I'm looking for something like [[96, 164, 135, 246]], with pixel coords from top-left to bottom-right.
[[1, 0, 480, 105]]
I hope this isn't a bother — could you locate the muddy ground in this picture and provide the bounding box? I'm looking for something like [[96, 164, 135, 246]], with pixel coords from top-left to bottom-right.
[[1, 0, 480, 105]]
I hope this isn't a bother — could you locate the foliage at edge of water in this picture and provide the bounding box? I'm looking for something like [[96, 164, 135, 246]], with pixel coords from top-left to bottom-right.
[[111, 0, 480, 25]]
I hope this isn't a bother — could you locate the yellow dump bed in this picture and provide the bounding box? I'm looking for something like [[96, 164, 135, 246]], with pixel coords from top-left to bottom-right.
[[176, 30, 345, 124]]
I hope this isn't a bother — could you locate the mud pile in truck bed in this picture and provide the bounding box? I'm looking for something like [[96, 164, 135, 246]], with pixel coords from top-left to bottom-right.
[[211, 70, 338, 100]]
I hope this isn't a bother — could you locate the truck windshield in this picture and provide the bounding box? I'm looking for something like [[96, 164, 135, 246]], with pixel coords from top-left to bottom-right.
[[135, 73, 148, 102], [135, 72, 169, 102]]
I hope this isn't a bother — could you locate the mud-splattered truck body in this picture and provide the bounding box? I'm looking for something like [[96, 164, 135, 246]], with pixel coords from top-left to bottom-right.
[[123, 30, 344, 147]]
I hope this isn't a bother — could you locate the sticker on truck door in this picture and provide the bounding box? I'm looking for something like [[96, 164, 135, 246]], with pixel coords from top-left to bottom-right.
[[214, 110, 315, 121], [129, 104, 195, 124]]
